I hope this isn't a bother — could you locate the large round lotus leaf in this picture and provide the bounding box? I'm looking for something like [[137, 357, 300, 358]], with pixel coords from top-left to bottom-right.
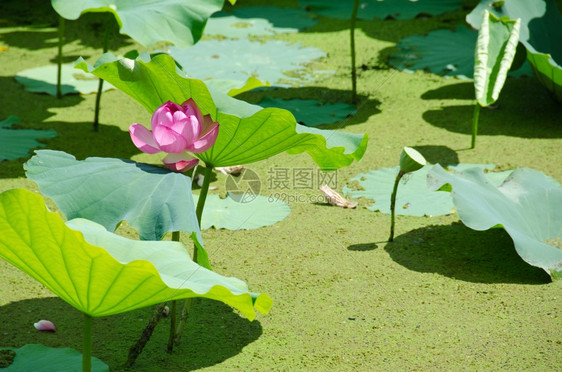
[[389, 25, 530, 79], [428, 164, 562, 280], [206, 7, 317, 38], [0, 188, 272, 318], [467, 0, 562, 101], [75, 53, 368, 171], [168, 39, 326, 86], [51, 0, 223, 48], [299, 0, 462, 20], [194, 194, 290, 230], [0, 344, 108, 371], [258, 96, 356, 127], [0, 117, 57, 161], [389, 26, 477, 79], [343, 164, 508, 217], [14, 64, 114, 96]]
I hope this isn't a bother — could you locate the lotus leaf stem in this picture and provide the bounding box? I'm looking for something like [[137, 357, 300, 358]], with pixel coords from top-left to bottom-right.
[[174, 164, 214, 345], [388, 170, 405, 242], [350, 0, 360, 104], [93, 15, 111, 132], [82, 313, 92, 372], [471, 103, 481, 149], [125, 302, 168, 368], [166, 231, 181, 353], [56, 16, 65, 99]]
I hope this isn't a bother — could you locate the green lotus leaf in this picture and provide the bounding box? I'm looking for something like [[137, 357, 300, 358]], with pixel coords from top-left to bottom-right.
[[343, 164, 509, 217], [0, 344, 108, 371], [399, 146, 426, 174], [206, 7, 317, 38], [169, 39, 326, 86], [0, 188, 272, 317], [389, 26, 477, 79], [204, 77, 270, 97], [24, 150, 211, 268], [474, 11, 520, 107], [427, 165, 562, 280], [389, 25, 530, 79], [258, 96, 356, 127], [15, 64, 114, 96], [298, 0, 462, 20], [74, 53, 368, 170], [0, 116, 57, 161], [467, 0, 562, 101], [194, 194, 290, 230], [51, 0, 224, 48]]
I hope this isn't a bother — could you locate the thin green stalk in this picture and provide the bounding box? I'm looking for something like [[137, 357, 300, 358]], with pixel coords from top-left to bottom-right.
[[174, 164, 213, 345], [82, 313, 93, 372], [388, 170, 404, 242], [56, 16, 65, 99], [195, 165, 213, 238], [173, 294, 193, 345], [471, 103, 481, 149], [166, 231, 180, 353], [126, 302, 168, 368], [350, 0, 360, 104], [93, 15, 111, 132]]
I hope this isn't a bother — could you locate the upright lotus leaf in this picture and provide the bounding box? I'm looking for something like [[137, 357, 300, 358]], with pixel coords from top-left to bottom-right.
[[427, 165, 562, 280], [298, 0, 462, 20], [75, 53, 368, 170], [467, 0, 562, 101], [0, 188, 272, 317], [194, 194, 291, 230], [474, 11, 520, 107], [0, 116, 57, 161], [24, 150, 211, 269], [471, 10, 520, 148], [388, 147, 428, 241], [51, 0, 224, 48], [0, 345, 108, 372]]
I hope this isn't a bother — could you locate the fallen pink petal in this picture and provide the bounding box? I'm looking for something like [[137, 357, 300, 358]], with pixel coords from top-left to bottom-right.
[[34, 320, 56, 332]]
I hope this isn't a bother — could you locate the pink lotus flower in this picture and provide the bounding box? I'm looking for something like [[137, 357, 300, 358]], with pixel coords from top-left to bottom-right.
[[129, 99, 219, 172], [34, 320, 56, 332]]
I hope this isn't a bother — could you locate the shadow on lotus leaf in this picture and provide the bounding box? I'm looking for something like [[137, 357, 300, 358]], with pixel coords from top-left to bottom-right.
[[384, 222, 551, 285], [0, 297, 263, 371]]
